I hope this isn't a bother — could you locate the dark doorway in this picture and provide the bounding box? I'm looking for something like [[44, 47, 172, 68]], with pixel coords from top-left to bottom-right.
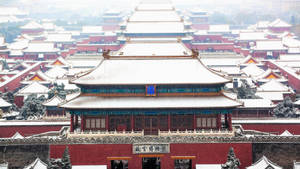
[[174, 159, 192, 169], [111, 160, 128, 169], [142, 157, 160, 169]]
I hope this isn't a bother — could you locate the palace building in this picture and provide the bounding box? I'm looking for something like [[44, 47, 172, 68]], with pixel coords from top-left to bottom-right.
[[56, 1, 246, 169]]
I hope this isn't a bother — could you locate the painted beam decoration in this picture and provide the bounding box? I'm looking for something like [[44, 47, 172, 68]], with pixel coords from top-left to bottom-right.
[[133, 143, 170, 154]]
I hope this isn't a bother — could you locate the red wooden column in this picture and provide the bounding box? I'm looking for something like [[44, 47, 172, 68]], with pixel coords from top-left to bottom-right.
[[224, 114, 228, 128], [75, 115, 79, 128], [228, 113, 232, 131], [70, 114, 74, 132], [131, 114, 134, 131], [217, 114, 221, 130], [80, 115, 85, 131], [193, 113, 196, 130], [168, 113, 171, 131], [106, 114, 109, 131]]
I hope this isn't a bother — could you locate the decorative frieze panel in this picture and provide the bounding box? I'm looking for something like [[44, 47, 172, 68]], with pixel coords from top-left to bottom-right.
[[133, 143, 170, 154]]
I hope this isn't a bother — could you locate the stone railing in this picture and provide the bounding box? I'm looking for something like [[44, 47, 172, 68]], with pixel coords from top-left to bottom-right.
[[158, 129, 234, 137], [67, 129, 234, 138], [67, 130, 144, 138]]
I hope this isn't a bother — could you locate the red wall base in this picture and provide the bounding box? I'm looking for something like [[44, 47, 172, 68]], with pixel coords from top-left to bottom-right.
[[50, 143, 252, 169]]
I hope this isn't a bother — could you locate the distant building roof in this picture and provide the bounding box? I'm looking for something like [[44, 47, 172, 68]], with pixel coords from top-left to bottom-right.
[[24, 42, 59, 53], [269, 19, 291, 28], [246, 156, 282, 169], [45, 67, 67, 79], [45, 33, 74, 43], [238, 32, 267, 41], [21, 21, 43, 30], [11, 132, 24, 139], [129, 10, 181, 22], [0, 97, 12, 108], [124, 22, 185, 34], [280, 130, 293, 136], [136, 4, 174, 11], [208, 25, 230, 33], [239, 99, 275, 108], [16, 81, 49, 95], [252, 40, 287, 51], [23, 158, 48, 169], [241, 64, 265, 77], [257, 80, 290, 92], [43, 95, 64, 107], [81, 26, 103, 34], [112, 41, 191, 57]]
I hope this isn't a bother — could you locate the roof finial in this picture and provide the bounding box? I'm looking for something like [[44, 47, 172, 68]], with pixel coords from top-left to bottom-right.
[[191, 49, 199, 58], [103, 49, 111, 59]]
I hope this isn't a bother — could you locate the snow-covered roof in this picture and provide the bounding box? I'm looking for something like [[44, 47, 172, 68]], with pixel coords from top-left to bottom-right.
[[255, 92, 284, 101], [282, 37, 300, 48], [256, 21, 270, 29], [294, 162, 300, 169], [196, 164, 221, 169], [61, 95, 241, 109], [24, 158, 48, 169], [42, 22, 56, 30], [112, 41, 191, 57], [55, 79, 79, 90], [246, 156, 282, 169], [280, 130, 293, 136], [238, 32, 266, 41], [82, 26, 103, 34], [11, 132, 24, 139], [233, 119, 300, 124], [47, 57, 71, 67], [253, 40, 287, 51], [46, 33, 74, 42], [239, 99, 274, 108], [0, 97, 12, 107], [257, 80, 290, 92], [240, 55, 259, 64], [24, 42, 59, 53], [241, 64, 265, 77], [0, 121, 69, 126], [129, 11, 181, 22], [294, 100, 300, 105], [71, 58, 230, 85], [21, 21, 43, 29], [29, 70, 53, 82], [72, 165, 107, 169], [208, 25, 230, 33], [255, 69, 282, 80], [9, 50, 23, 56], [269, 19, 291, 28], [16, 82, 49, 95], [8, 39, 29, 50], [125, 22, 185, 34], [0, 163, 8, 169], [43, 95, 64, 107], [45, 67, 67, 79]]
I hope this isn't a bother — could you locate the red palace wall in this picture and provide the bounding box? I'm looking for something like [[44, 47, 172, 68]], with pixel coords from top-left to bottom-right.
[[239, 123, 300, 135], [0, 125, 65, 138], [50, 143, 252, 169], [192, 44, 234, 51], [265, 61, 300, 92]]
